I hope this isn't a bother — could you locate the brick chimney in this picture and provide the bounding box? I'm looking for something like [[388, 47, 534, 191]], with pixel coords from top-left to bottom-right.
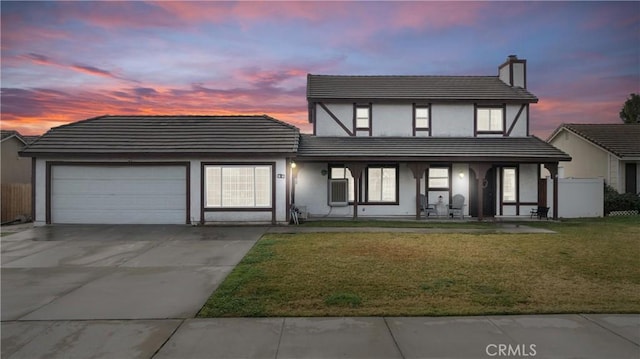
[[499, 55, 527, 88]]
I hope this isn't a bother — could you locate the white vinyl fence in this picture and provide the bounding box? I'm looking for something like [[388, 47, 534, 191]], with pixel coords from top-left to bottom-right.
[[546, 177, 604, 218]]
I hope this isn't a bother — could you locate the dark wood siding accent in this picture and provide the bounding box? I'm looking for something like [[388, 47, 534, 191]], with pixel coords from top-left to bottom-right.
[[319, 102, 353, 136], [31, 158, 36, 221], [506, 104, 526, 136]]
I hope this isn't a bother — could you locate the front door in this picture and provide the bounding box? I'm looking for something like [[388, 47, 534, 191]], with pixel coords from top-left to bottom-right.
[[469, 167, 496, 218]]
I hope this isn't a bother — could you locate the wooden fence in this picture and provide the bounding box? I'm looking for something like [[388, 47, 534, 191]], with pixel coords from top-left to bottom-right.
[[1, 183, 32, 223]]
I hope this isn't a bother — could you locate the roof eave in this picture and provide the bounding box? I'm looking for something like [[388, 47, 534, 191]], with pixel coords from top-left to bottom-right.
[[20, 151, 298, 159], [295, 155, 570, 163], [307, 97, 538, 104]]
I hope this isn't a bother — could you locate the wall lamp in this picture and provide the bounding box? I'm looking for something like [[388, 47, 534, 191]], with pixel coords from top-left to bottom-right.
[[459, 171, 465, 179]]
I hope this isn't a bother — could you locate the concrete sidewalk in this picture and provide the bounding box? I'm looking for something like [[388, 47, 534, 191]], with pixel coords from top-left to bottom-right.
[[3, 314, 638, 358], [268, 223, 556, 234]]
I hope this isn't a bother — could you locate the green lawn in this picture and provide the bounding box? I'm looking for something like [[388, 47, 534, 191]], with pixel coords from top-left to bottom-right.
[[198, 217, 640, 317]]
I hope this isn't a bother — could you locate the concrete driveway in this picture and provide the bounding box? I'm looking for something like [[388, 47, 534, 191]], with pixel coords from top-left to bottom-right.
[[1, 224, 266, 358]]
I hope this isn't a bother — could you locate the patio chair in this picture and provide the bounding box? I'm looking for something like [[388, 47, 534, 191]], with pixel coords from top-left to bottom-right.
[[448, 194, 465, 219], [529, 206, 550, 220], [290, 204, 308, 225], [419, 194, 438, 218]]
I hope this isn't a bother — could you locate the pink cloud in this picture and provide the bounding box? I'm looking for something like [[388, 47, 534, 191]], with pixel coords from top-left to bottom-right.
[[387, 2, 489, 30], [1, 81, 310, 136], [19, 53, 137, 83]]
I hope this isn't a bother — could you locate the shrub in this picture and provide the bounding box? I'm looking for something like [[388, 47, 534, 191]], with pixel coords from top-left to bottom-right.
[[604, 185, 640, 214]]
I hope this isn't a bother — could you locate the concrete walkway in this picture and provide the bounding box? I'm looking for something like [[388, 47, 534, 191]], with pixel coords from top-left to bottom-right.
[[268, 223, 555, 234], [2, 224, 637, 358]]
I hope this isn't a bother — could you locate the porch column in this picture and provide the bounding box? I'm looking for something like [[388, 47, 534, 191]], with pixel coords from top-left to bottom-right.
[[408, 162, 429, 220], [469, 163, 492, 221], [544, 163, 559, 220], [346, 163, 366, 220]]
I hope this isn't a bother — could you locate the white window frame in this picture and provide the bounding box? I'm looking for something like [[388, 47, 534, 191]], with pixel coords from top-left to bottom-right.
[[355, 105, 370, 129], [476, 107, 504, 133], [415, 106, 430, 130], [205, 165, 272, 208], [428, 167, 450, 189], [366, 166, 397, 203], [502, 167, 517, 203]]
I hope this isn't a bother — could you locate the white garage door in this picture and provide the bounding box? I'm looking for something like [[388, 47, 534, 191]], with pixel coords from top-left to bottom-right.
[[51, 165, 187, 224]]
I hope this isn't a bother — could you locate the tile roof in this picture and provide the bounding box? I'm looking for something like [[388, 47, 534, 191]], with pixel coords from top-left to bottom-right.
[[297, 135, 570, 162], [551, 123, 640, 158], [307, 75, 538, 102], [20, 115, 299, 157], [1, 130, 22, 142]]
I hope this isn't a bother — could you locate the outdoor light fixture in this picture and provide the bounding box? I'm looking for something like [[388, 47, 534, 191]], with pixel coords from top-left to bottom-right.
[[291, 162, 297, 169], [459, 171, 465, 179]]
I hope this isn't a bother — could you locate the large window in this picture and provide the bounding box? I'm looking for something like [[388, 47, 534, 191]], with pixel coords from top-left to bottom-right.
[[330, 166, 355, 202], [428, 167, 450, 189], [477, 107, 504, 133], [415, 106, 429, 130], [355, 105, 370, 129], [367, 167, 397, 202], [502, 168, 516, 202], [329, 165, 398, 203], [205, 165, 271, 208]]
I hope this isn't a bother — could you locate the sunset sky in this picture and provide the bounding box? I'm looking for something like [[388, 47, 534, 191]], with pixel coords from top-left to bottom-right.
[[1, 1, 638, 138]]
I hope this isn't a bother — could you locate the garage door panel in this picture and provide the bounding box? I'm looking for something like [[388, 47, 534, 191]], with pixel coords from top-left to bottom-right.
[[52, 194, 186, 210], [52, 209, 184, 224], [52, 166, 185, 180], [53, 179, 185, 195], [51, 165, 187, 224]]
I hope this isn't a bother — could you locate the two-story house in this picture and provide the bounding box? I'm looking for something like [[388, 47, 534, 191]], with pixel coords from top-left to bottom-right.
[[293, 55, 570, 220], [21, 55, 570, 225]]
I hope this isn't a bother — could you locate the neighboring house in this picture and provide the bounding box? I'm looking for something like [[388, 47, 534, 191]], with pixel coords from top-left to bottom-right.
[[20, 116, 299, 225], [294, 55, 570, 220], [1, 130, 36, 184], [1, 130, 39, 222], [547, 123, 640, 194]]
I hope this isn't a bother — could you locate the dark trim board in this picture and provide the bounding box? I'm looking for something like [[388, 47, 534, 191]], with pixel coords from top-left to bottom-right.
[[45, 161, 191, 225], [506, 104, 526, 136], [319, 102, 353, 136], [200, 161, 277, 224], [31, 158, 36, 221]]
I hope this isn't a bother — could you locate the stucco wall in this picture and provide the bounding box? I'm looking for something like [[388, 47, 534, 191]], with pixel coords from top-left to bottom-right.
[[372, 104, 412, 136], [2, 138, 31, 184], [314, 102, 529, 138]]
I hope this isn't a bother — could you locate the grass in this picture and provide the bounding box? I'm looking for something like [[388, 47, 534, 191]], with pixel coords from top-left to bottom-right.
[[198, 216, 640, 317]]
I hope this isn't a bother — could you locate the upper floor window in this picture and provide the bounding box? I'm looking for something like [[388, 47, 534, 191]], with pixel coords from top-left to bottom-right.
[[476, 107, 504, 133], [355, 105, 370, 129], [415, 106, 429, 130]]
